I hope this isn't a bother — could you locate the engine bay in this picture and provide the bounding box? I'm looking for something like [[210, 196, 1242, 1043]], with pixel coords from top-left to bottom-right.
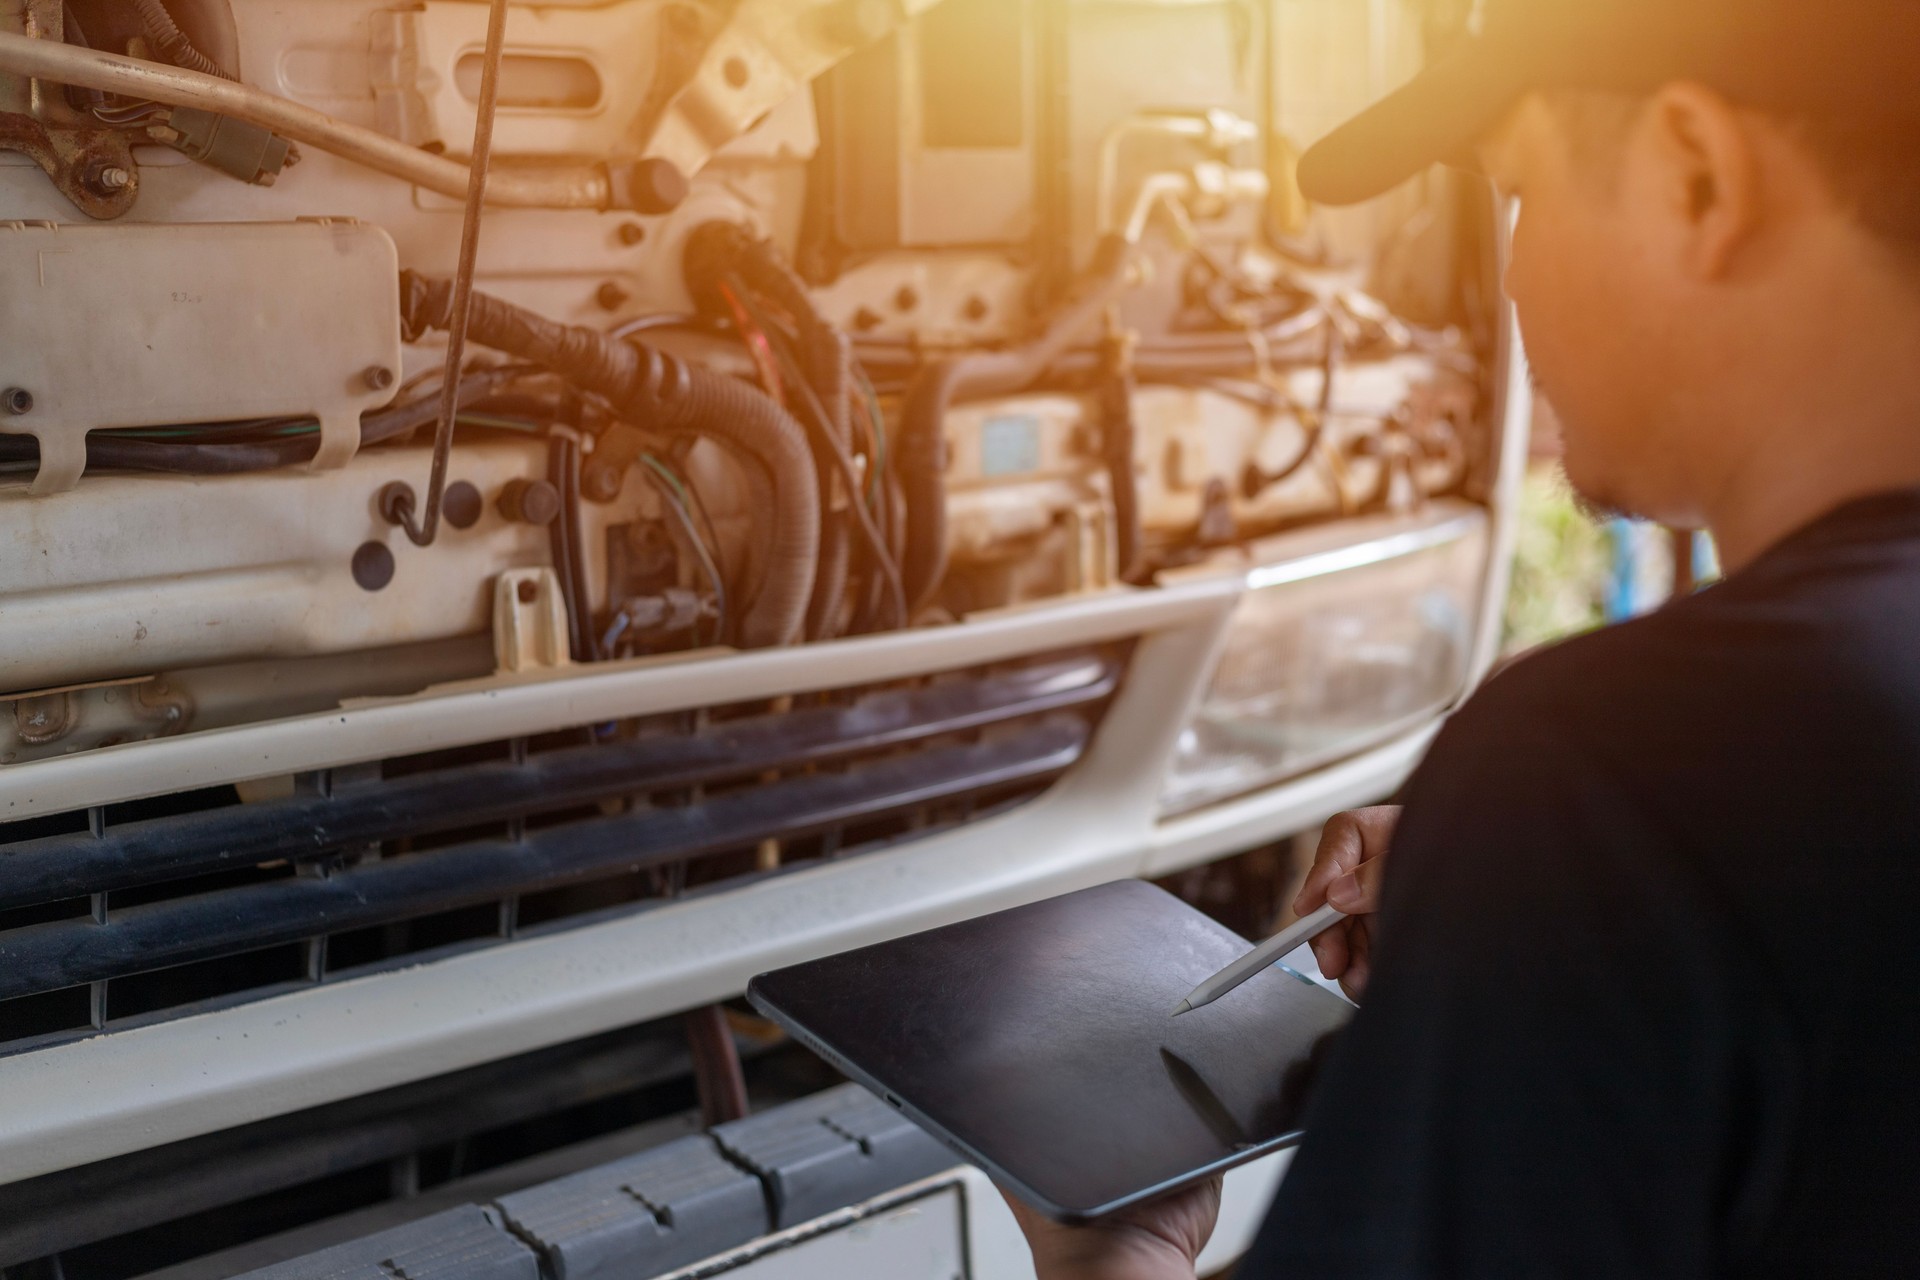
[[0, 0, 1497, 763]]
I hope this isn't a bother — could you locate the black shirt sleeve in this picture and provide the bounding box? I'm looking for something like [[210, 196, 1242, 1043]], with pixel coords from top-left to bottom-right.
[[1237, 670, 1769, 1279]]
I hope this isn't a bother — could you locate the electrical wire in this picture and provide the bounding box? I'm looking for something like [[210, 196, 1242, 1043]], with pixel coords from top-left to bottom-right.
[[547, 435, 584, 660], [714, 280, 785, 402], [729, 286, 906, 630], [638, 454, 728, 648], [665, 444, 727, 584], [607, 312, 711, 341]]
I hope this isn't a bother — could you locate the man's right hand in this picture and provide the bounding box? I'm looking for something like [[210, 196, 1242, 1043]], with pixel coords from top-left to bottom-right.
[[1291, 806, 1400, 1002]]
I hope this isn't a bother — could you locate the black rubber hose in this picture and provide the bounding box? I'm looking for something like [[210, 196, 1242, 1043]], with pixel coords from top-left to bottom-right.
[[547, 434, 589, 662], [808, 510, 852, 638], [1097, 339, 1148, 585], [893, 235, 1137, 614], [402, 272, 818, 648], [127, 0, 233, 78], [688, 224, 856, 639]]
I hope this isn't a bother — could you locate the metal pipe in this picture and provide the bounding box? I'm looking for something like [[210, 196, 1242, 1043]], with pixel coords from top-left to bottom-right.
[[398, 0, 508, 547], [0, 31, 614, 208]]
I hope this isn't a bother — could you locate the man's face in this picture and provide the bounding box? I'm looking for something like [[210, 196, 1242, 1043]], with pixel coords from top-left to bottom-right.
[[1478, 96, 1696, 524]]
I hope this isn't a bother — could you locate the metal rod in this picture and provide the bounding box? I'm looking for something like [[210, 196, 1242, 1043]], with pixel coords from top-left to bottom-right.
[[0, 31, 613, 208], [396, 0, 508, 547]]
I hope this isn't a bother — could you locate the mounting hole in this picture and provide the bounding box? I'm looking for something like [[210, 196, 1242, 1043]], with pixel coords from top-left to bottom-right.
[[351, 541, 396, 592], [723, 56, 750, 88], [516, 578, 539, 604], [443, 480, 484, 530]]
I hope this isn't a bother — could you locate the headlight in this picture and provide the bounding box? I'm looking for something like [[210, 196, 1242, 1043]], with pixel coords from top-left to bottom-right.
[[1159, 505, 1489, 816]]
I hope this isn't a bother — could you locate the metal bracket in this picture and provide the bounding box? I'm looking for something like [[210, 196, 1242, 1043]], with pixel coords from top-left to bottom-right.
[[630, 0, 942, 182], [0, 0, 140, 219], [0, 113, 139, 220], [493, 569, 573, 672]]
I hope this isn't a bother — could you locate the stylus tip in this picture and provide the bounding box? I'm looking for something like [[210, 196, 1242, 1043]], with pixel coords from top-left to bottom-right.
[[1170, 999, 1193, 1017]]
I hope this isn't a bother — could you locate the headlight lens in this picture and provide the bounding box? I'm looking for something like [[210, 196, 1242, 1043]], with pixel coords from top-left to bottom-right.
[[1159, 506, 1489, 817]]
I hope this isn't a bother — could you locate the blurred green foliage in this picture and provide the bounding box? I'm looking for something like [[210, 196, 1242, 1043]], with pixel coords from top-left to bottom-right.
[[1502, 465, 1611, 656]]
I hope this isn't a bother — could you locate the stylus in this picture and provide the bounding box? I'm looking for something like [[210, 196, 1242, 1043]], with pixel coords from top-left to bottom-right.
[[1171, 902, 1349, 1016]]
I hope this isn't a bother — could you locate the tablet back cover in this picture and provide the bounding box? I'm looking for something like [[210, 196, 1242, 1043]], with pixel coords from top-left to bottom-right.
[[747, 879, 1354, 1220]]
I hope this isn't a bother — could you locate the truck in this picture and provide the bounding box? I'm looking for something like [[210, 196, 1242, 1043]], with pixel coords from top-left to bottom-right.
[[0, 0, 1529, 1274]]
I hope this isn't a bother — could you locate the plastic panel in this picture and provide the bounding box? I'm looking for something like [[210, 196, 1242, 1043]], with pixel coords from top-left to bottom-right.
[[493, 1135, 766, 1279], [711, 1085, 953, 1228], [232, 1206, 538, 1280], [0, 220, 400, 494]]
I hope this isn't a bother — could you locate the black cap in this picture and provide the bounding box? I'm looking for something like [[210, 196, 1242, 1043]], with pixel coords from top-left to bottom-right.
[[1298, 0, 1920, 206]]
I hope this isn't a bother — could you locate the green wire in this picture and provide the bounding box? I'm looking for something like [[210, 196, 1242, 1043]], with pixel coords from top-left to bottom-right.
[[639, 452, 729, 645], [851, 361, 888, 511]]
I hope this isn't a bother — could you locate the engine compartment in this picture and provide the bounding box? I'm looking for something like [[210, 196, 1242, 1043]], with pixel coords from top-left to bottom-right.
[[0, 0, 1496, 763], [0, 5, 1520, 1271]]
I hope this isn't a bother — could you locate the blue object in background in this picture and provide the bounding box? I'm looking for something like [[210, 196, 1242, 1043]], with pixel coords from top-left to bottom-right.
[[1604, 519, 1653, 623], [1607, 522, 1721, 624]]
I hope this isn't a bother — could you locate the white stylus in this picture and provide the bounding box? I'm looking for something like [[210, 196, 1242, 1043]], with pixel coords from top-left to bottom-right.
[[1170, 901, 1349, 1016]]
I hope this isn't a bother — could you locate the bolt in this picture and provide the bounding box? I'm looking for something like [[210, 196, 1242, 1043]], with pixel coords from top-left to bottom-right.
[[363, 365, 396, 392], [377, 480, 418, 527], [351, 541, 396, 592], [498, 478, 562, 525], [597, 281, 631, 312], [617, 221, 648, 246], [89, 165, 131, 194], [516, 578, 539, 604], [442, 480, 484, 530], [2, 387, 32, 415], [581, 460, 624, 503], [617, 157, 689, 215]]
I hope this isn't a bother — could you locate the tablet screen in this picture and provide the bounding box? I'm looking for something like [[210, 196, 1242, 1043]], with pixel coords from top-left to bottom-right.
[[748, 879, 1354, 1221]]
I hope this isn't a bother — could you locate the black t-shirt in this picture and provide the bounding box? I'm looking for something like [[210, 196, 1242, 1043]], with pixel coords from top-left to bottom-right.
[[1240, 491, 1920, 1278]]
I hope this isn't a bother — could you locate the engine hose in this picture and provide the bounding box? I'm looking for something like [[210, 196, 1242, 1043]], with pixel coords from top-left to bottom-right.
[[893, 235, 1138, 614], [807, 515, 851, 638], [725, 231, 853, 443], [128, 0, 233, 79], [687, 223, 856, 638], [402, 272, 818, 648], [547, 435, 591, 662], [1097, 337, 1148, 585]]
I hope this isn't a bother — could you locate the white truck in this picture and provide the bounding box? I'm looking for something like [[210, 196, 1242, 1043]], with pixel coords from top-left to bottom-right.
[[0, 0, 1528, 1274]]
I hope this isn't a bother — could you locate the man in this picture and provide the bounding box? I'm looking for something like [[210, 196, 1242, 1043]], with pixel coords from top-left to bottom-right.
[[1012, 0, 1920, 1275]]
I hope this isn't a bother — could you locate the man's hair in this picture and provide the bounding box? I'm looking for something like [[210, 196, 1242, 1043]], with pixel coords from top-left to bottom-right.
[[1545, 90, 1920, 257]]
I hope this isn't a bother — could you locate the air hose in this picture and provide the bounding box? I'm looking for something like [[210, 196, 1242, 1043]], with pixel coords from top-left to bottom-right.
[[128, 0, 233, 79], [685, 223, 855, 639], [893, 235, 1138, 614], [401, 272, 820, 648]]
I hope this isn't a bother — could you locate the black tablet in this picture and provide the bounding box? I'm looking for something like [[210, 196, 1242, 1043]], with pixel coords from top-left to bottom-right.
[[746, 879, 1354, 1222]]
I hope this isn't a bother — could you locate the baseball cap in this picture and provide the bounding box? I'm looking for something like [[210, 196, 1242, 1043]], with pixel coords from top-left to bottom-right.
[[1298, 0, 1920, 206]]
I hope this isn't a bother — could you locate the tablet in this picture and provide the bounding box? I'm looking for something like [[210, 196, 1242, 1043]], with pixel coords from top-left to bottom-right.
[[746, 879, 1354, 1222]]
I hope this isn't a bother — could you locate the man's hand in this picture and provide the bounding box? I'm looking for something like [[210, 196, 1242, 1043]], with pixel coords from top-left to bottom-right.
[[1293, 806, 1401, 1002], [1003, 1177, 1221, 1280]]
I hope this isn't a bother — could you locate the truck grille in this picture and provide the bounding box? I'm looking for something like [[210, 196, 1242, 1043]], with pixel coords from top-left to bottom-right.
[[0, 647, 1123, 1054]]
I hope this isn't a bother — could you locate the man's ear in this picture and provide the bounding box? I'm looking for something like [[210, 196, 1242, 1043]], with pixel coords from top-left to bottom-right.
[[1641, 82, 1761, 280]]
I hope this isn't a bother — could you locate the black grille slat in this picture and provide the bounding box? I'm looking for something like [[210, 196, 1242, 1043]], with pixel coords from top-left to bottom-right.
[[0, 717, 1089, 1004], [0, 654, 1116, 913], [0, 645, 1127, 1050]]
